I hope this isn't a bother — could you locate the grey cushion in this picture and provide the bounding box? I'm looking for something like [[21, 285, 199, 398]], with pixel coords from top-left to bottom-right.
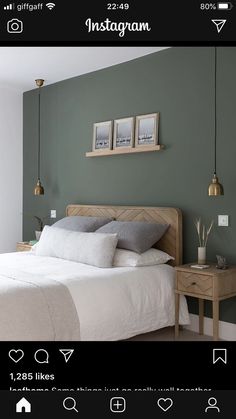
[[52, 216, 113, 232], [96, 221, 169, 253]]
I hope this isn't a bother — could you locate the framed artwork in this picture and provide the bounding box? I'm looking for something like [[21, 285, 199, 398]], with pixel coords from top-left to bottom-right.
[[93, 121, 113, 151], [113, 117, 135, 149], [135, 112, 159, 147]]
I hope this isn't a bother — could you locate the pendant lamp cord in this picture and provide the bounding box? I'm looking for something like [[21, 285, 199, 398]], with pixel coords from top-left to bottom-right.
[[214, 46, 217, 175], [38, 86, 41, 180]]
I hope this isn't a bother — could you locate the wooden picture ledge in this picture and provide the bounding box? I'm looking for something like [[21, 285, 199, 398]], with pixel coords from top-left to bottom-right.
[[86, 144, 164, 157]]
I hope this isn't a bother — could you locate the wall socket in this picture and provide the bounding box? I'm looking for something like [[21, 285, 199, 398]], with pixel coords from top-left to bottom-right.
[[50, 210, 57, 219], [218, 215, 229, 227]]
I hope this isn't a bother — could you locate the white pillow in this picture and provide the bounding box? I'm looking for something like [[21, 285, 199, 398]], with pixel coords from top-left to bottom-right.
[[113, 248, 174, 267], [35, 226, 118, 268]]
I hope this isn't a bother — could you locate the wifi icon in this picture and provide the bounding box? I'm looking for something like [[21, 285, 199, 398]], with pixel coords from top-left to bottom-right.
[[46, 2, 56, 10]]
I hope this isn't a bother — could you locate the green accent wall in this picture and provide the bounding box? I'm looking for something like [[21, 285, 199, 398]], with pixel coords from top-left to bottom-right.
[[23, 47, 236, 324]]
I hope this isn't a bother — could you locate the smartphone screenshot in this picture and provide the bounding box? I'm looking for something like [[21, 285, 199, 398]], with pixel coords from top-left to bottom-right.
[[0, 0, 235, 417]]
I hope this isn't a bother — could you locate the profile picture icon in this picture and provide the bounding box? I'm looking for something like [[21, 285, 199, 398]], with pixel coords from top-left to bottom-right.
[[205, 397, 220, 413]]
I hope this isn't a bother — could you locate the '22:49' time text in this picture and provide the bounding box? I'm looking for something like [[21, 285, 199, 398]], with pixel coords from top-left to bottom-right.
[[107, 3, 130, 9]]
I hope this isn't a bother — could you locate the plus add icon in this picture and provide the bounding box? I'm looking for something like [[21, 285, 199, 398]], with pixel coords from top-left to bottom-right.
[[110, 397, 126, 413]]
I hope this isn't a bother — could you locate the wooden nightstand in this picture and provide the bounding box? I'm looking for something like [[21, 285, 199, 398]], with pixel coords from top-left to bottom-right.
[[175, 263, 236, 341], [16, 242, 33, 252]]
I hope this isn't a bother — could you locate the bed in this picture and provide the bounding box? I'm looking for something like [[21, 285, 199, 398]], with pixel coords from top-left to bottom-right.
[[0, 204, 189, 341]]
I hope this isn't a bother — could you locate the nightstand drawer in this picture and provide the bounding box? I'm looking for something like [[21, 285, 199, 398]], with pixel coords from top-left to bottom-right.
[[177, 272, 213, 296], [16, 242, 32, 252]]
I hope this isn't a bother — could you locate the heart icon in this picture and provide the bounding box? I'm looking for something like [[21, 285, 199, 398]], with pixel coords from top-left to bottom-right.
[[157, 398, 173, 412], [8, 349, 24, 363]]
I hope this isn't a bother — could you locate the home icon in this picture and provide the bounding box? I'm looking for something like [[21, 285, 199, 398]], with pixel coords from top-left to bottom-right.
[[16, 397, 31, 413]]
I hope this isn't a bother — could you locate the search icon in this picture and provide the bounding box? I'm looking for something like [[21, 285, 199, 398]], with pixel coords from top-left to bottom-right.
[[63, 397, 78, 413]]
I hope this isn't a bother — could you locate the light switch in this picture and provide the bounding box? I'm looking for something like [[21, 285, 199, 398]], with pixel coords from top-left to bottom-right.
[[218, 215, 229, 227], [50, 210, 57, 219]]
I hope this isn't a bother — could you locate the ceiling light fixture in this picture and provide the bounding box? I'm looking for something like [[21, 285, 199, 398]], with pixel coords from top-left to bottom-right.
[[34, 78, 45, 195], [208, 47, 224, 196]]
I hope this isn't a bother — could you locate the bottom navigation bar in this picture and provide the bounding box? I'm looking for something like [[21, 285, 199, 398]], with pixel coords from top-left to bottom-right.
[[1, 391, 235, 418]]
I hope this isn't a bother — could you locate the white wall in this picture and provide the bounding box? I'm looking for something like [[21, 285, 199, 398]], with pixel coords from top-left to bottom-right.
[[0, 88, 22, 252]]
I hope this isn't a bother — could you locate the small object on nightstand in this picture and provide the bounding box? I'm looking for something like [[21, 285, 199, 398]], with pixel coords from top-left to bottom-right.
[[29, 240, 38, 246], [190, 264, 210, 269], [216, 254, 228, 269], [194, 218, 214, 265]]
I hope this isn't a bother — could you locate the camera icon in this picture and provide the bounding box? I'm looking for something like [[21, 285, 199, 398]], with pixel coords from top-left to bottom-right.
[[7, 19, 23, 34]]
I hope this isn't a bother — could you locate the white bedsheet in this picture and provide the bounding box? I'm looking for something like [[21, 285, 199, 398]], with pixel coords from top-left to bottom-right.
[[0, 252, 189, 341]]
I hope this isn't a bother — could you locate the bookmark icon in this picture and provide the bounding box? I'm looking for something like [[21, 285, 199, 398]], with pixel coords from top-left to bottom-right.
[[59, 349, 74, 363], [213, 348, 227, 364]]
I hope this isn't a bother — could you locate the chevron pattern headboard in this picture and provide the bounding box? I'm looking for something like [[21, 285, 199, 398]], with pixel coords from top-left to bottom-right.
[[66, 204, 182, 266]]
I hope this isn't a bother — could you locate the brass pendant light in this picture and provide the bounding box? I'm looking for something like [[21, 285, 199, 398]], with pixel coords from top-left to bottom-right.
[[34, 79, 45, 195], [208, 47, 224, 196]]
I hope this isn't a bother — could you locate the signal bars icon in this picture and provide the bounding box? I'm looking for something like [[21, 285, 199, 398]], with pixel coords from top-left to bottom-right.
[[4, 3, 14, 10]]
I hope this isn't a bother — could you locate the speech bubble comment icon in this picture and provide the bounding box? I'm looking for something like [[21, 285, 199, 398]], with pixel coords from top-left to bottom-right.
[[34, 349, 49, 364]]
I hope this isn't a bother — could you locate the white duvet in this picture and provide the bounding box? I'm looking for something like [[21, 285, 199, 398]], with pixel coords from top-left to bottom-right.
[[0, 252, 189, 341]]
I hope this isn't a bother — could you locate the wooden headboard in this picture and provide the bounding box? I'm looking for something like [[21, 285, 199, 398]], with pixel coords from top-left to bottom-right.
[[66, 205, 182, 266]]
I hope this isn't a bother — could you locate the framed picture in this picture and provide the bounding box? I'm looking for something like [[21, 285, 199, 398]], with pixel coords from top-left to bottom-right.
[[93, 121, 113, 151], [135, 112, 159, 147], [113, 117, 135, 149]]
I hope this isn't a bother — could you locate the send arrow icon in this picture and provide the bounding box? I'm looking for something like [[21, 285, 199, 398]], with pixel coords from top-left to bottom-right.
[[59, 349, 74, 363], [212, 19, 227, 33]]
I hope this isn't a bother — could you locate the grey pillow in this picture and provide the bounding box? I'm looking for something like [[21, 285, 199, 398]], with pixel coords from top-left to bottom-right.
[[52, 216, 113, 232], [96, 221, 169, 254]]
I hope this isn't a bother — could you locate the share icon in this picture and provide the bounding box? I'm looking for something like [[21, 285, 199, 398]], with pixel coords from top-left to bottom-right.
[[59, 349, 74, 363], [212, 19, 227, 33]]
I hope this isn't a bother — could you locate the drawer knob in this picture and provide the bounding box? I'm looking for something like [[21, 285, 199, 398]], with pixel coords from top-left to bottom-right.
[[191, 282, 196, 285]]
